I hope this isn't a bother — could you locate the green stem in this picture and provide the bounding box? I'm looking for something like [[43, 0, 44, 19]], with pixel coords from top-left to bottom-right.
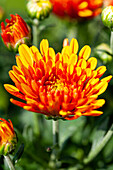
[[32, 19, 41, 136], [33, 112, 40, 136], [84, 124, 113, 164], [110, 31, 113, 54], [49, 120, 59, 168], [32, 19, 39, 47], [4, 155, 15, 170]]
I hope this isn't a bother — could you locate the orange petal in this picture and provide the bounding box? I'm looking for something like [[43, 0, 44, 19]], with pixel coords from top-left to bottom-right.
[[21, 83, 38, 98], [83, 110, 103, 116]]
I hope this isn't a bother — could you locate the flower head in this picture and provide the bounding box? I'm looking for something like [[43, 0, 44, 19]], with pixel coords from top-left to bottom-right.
[[1, 14, 31, 52], [0, 118, 17, 155], [50, 0, 103, 19], [26, 0, 52, 20], [4, 38, 112, 120]]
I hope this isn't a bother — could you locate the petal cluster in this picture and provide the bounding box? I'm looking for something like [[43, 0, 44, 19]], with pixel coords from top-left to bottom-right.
[[4, 38, 112, 120], [0, 118, 17, 155], [1, 14, 31, 52], [50, 0, 103, 19]]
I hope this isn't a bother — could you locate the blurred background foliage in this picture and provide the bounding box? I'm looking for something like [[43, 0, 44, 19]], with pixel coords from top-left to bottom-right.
[[0, 0, 113, 170]]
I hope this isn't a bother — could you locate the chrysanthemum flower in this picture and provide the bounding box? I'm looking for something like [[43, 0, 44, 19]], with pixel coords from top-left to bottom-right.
[[0, 118, 17, 155], [50, 0, 103, 19], [4, 38, 112, 120], [1, 14, 31, 52]]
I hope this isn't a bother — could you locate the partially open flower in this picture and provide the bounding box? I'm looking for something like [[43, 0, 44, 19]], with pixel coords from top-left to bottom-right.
[[0, 118, 17, 155], [101, 5, 113, 30], [4, 38, 112, 120], [50, 0, 103, 20], [1, 14, 31, 52], [26, 0, 52, 21]]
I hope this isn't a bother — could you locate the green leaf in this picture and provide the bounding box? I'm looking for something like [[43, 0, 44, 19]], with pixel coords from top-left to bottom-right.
[[90, 118, 109, 151], [13, 143, 24, 164], [84, 124, 113, 164]]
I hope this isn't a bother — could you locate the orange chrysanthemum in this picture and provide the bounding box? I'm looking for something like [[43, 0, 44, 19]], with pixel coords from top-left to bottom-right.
[[0, 118, 17, 155], [50, 0, 103, 19], [1, 14, 31, 52], [4, 38, 112, 120]]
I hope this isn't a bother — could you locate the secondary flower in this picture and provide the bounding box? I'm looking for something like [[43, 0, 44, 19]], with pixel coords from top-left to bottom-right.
[[50, 0, 103, 19], [0, 118, 17, 155], [26, 0, 52, 20], [1, 14, 31, 52], [4, 38, 112, 120]]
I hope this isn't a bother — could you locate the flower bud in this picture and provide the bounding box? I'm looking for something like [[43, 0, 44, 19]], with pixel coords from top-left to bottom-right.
[[26, 0, 52, 21], [0, 118, 17, 156], [101, 5, 113, 30], [1, 14, 31, 52]]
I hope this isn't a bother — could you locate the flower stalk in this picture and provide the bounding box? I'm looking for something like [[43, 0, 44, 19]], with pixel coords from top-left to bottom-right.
[[32, 19, 40, 136], [49, 120, 59, 168], [110, 31, 113, 54], [32, 19, 40, 47], [4, 155, 15, 170]]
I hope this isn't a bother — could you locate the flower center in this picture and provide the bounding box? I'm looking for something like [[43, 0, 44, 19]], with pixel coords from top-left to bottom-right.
[[51, 79, 68, 92]]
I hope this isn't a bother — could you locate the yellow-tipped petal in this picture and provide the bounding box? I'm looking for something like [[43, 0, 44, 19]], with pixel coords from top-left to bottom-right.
[[92, 99, 105, 107], [79, 45, 91, 60], [97, 82, 108, 95], [19, 44, 33, 67], [79, 2, 88, 9], [70, 38, 79, 54], [87, 57, 97, 70], [83, 110, 103, 116], [78, 9, 93, 17], [77, 59, 87, 69], [61, 46, 70, 56], [40, 39, 49, 56], [4, 84, 19, 93], [69, 53, 77, 66], [101, 75, 112, 83], [96, 66, 106, 76]]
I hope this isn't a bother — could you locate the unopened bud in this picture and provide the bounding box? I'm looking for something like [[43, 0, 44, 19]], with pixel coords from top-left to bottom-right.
[[101, 6, 113, 30], [26, 0, 53, 21]]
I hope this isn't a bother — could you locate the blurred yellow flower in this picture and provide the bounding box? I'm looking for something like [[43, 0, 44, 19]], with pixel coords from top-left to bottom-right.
[[50, 0, 103, 19], [4, 38, 112, 120]]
